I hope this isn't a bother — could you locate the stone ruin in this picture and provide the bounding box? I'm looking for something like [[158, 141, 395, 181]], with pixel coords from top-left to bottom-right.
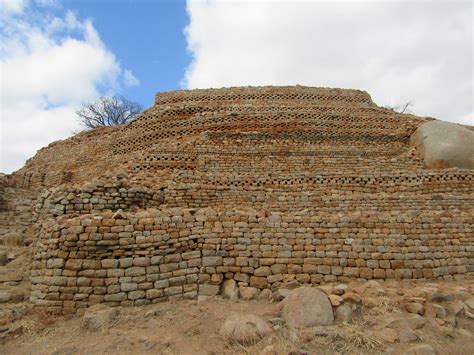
[[0, 85, 473, 314]]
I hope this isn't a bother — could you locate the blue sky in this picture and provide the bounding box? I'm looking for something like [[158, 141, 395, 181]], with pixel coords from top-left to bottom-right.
[[1, 0, 472, 173], [61, 0, 189, 107]]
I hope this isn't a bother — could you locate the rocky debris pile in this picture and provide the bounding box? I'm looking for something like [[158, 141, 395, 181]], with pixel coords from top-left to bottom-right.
[[217, 279, 474, 353], [0, 279, 472, 353]]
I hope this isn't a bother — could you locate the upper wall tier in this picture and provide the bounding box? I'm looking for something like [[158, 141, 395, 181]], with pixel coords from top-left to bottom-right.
[[154, 86, 374, 106], [6, 86, 449, 193]]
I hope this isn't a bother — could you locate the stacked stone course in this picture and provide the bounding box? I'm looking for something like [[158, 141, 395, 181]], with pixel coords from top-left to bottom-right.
[[30, 207, 472, 313], [41, 179, 164, 216], [1, 86, 472, 314]]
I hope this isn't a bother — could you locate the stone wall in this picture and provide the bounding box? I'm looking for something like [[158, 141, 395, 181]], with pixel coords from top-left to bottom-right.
[[0, 174, 36, 243], [38, 170, 474, 215], [41, 179, 164, 217], [30, 207, 473, 314], [11, 86, 429, 191], [3, 86, 473, 313]]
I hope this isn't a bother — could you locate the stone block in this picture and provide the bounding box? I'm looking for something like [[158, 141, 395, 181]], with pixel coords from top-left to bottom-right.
[[154, 280, 170, 289], [250, 276, 267, 288], [146, 289, 164, 299], [133, 257, 150, 267], [125, 267, 146, 277], [101, 259, 118, 269], [182, 251, 201, 260], [104, 292, 127, 302], [128, 290, 145, 300], [65, 259, 83, 271], [159, 263, 179, 273], [169, 276, 186, 286], [120, 283, 138, 292], [202, 256, 223, 267], [254, 266, 271, 277], [199, 284, 220, 296]]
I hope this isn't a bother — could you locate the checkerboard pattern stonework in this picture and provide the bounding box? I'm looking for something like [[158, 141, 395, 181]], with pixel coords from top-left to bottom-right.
[[1, 86, 472, 314]]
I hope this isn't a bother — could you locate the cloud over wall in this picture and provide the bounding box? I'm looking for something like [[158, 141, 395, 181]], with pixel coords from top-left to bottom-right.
[[0, 0, 139, 173], [184, 0, 473, 125]]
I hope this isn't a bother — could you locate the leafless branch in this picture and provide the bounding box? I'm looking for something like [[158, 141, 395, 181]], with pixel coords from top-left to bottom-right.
[[76, 96, 143, 129], [384, 101, 414, 114], [398, 101, 413, 114]]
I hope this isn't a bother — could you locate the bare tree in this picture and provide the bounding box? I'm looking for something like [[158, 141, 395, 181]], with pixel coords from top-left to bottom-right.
[[384, 101, 414, 114], [76, 96, 143, 129], [397, 101, 414, 114]]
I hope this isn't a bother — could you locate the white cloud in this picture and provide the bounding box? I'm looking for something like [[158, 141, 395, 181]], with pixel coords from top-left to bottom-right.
[[123, 69, 140, 87], [184, 0, 473, 126], [0, 0, 27, 15], [0, 2, 139, 173]]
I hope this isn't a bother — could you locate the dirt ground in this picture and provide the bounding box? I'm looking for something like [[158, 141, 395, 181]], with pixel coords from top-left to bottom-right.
[[1, 279, 473, 355]]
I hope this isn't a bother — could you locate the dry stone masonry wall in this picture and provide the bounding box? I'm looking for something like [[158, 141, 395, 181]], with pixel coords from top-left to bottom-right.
[[31, 208, 472, 314], [1, 86, 472, 314]]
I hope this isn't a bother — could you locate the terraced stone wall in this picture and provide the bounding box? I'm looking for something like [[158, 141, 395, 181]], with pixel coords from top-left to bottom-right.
[[4, 86, 472, 313], [31, 208, 473, 314], [10, 86, 429, 192], [38, 169, 474, 214]]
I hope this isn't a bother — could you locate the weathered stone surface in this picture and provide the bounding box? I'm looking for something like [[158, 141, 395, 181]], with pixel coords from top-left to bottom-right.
[[281, 287, 334, 328], [273, 288, 292, 302], [0, 251, 9, 265], [447, 301, 465, 316], [405, 302, 424, 315], [101, 259, 118, 269], [254, 267, 271, 277], [199, 284, 220, 296], [0, 292, 12, 303], [0, 232, 24, 246], [258, 289, 273, 300], [399, 329, 419, 343], [221, 279, 238, 301], [82, 304, 120, 330], [341, 292, 361, 304], [220, 314, 272, 344], [328, 294, 343, 307], [464, 298, 474, 310], [239, 286, 259, 300], [403, 344, 437, 355], [202, 257, 222, 267], [104, 293, 127, 302], [410, 120, 474, 169], [377, 328, 398, 343], [388, 314, 426, 330], [249, 276, 267, 289], [334, 304, 354, 323]]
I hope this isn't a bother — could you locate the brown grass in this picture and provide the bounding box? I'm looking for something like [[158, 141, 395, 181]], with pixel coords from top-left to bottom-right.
[[226, 321, 384, 355], [32, 309, 57, 327], [367, 296, 402, 316]]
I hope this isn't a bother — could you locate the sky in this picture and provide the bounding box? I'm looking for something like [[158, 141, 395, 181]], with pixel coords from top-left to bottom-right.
[[0, 0, 473, 173]]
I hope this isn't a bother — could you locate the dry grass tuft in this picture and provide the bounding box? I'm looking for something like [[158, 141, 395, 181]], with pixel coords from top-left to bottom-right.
[[367, 296, 402, 316], [329, 326, 383, 353], [298, 319, 383, 353], [227, 322, 383, 355], [33, 309, 57, 327]]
